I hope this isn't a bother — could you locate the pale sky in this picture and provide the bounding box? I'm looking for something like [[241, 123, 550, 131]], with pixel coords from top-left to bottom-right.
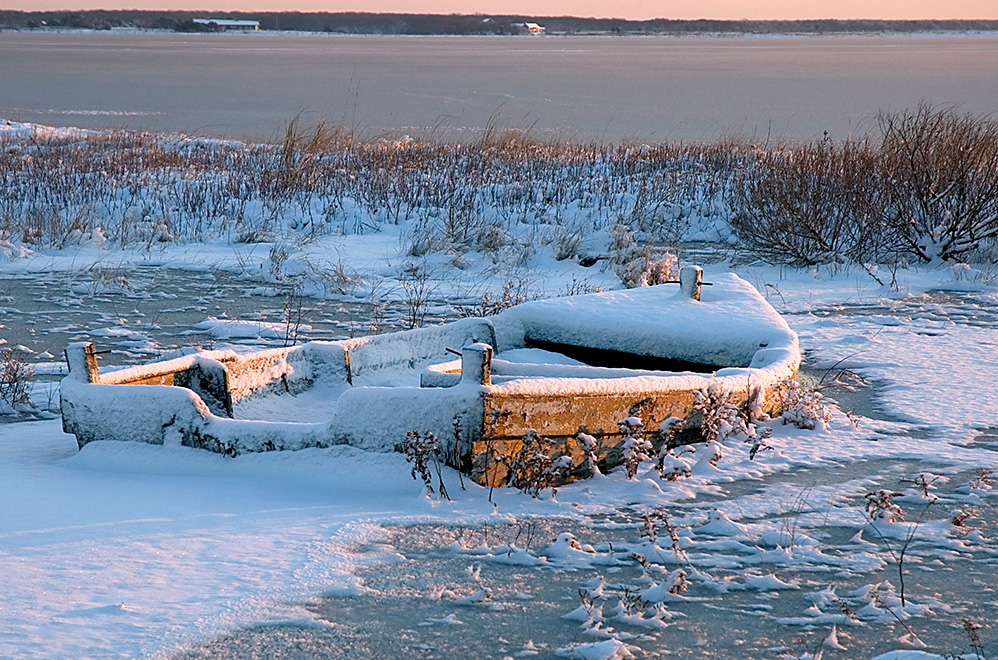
[[12, 0, 998, 20]]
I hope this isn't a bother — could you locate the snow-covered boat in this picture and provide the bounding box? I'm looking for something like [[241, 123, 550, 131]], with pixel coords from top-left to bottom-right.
[[60, 267, 800, 483]]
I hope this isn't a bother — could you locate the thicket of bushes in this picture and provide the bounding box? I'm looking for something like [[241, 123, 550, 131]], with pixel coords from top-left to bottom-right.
[[733, 104, 998, 267], [1, 105, 995, 272]]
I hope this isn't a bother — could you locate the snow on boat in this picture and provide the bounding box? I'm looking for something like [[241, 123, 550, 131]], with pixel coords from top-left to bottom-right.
[[60, 268, 800, 484]]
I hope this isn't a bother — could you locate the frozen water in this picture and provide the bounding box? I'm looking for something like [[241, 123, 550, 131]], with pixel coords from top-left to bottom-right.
[[4, 34, 998, 141]]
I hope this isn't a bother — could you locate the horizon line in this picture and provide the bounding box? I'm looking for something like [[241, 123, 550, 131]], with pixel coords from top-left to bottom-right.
[[7, 10, 998, 21]]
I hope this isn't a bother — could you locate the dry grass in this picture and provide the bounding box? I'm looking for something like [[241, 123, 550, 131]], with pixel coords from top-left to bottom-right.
[[3, 106, 995, 270]]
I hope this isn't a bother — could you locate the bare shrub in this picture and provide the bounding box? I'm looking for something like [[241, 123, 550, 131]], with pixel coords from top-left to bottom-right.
[[403, 217, 441, 257], [454, 280, 530, 317], [564, 277, 603, 296], [281, 283, 305, 347], [553, 226, 583, 261], [619, 416, 653, 479], [305, 258, 363, 297], [268, 243, 290, 280], [401, 430, 450, 500], [878, 104, 998, 262], [234, 219, 273, 244], [476, 224, 511, 255], [398, 261, 434, 329], [8, 106, 995, 275], [0, 348, 34, 410], [732, 139, 877, 266], [498, 429, 572, 498]]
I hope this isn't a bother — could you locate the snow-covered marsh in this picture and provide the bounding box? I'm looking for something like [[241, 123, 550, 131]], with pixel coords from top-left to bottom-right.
[[4, 105, 998, 280], [2, 119, 998, 659]]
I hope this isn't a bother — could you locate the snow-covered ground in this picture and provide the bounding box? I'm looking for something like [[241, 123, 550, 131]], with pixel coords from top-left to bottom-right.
[[1, 121, 997, 660], [2, 254, 997, 659]]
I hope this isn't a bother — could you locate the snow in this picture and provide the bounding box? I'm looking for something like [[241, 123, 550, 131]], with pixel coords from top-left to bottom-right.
[[500, 273, 798, 367], [192, 317, 312, 340], [5, 262, 998, 657], [0, 426, 432, 659], [2, 120, 998, 660], [556, 639, 636, 660]]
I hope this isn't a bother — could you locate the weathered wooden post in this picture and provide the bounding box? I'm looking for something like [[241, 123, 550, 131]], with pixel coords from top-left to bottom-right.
[[461, 342, 492, 386], [64, 342, 101, 383], [680, 265, 703, 301]]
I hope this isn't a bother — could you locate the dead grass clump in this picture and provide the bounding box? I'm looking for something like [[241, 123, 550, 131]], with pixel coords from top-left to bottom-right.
[[455, 280, 531, 317]]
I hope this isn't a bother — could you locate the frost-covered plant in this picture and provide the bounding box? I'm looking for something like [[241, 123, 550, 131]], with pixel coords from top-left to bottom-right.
[[500, 429, 572, 498], [619, 417, 652, 480], [615, 589, 648, 617], [577, 432, 601, 477], [640, 511, 686, 560], [692, 384, 749, 444], [900, 473, 939, 498], [631, 551, 653, 580], [0, 348, 33, 410], [962, 618, 986, 659], [613, 246, 679, 289], [402, 430, 450, 500], [667, 568, 689, 595], [642, 251, 679, 287], [656, 448, 692, 481], [640, 513, 661, 544], [653, 416, 692, 480], [864, 489, 905, 522], [968, 468, 993, 491], [951, 509, 971, 527], [775, 378, 833, 430], [747, 426, 774, 460], [568, 588, 604, 630]]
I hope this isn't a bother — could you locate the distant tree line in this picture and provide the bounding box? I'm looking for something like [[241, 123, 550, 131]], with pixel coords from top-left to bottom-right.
[[2, 11, 998, 35]]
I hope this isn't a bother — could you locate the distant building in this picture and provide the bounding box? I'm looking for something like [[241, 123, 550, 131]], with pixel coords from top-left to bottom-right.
[[511, 22, 546, 34], [193, 18, 260, 31]]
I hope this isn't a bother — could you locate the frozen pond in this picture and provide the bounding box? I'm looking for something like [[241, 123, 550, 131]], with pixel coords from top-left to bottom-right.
[[5, 33, 998, 141], [0, 266, 446, 417], [162, 283, 998, 659], [174, 461, 998, 660], [3, 261, 998, 660]]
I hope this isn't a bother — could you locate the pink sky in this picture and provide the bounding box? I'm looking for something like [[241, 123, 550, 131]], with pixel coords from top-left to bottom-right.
[[11, 0, 998, 20]]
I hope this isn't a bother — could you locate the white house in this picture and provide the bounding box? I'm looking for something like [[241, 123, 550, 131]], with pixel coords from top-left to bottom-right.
[[512, 22, 546, 34]]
